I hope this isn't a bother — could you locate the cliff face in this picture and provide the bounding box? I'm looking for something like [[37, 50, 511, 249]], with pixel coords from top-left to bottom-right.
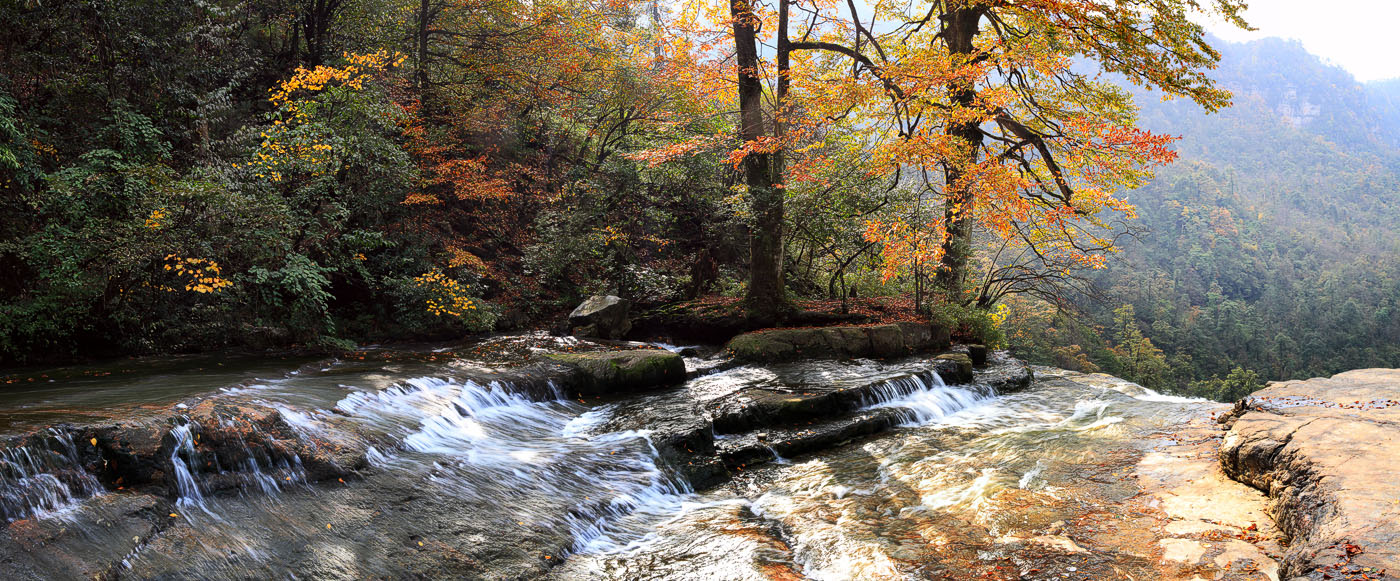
[[1219, 369, 1400, 580]]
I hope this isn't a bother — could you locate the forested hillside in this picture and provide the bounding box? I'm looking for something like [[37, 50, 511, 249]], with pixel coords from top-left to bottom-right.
[[1008, 37, 1400, 399], [1, 0, 1241, 366]]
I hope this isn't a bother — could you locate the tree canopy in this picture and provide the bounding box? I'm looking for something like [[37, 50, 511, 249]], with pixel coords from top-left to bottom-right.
[[0, 0, 1259, 371]]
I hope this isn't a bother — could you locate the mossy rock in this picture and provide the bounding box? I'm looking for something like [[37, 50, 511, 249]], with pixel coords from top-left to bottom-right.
[[724, 332, 799, 361], [724, 323, 950, 362], [933, 352, 974, 384], [544, 349, 686, 395]]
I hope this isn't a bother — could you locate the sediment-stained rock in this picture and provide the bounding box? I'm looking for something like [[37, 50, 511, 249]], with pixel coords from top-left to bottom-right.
[[0, 397, 371, 513], [1219, 368, 1400, 579]]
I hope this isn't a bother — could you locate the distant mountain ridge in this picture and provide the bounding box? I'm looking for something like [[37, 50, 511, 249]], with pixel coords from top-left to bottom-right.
[[1014, 36, 1400, 393]]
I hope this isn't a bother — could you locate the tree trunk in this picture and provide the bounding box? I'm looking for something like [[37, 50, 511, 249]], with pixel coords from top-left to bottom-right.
[[301, 0, 341, 66], [416, 0, 431, 100], [732, 0, 786, 322], [937, 3, 985, 303]]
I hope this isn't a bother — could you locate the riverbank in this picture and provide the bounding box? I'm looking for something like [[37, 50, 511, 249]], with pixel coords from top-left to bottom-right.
[[1220, 369, 1400, 580]]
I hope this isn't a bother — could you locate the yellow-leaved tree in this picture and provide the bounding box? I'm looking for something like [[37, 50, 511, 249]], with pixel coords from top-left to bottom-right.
[[648, 0, 1249, 314]]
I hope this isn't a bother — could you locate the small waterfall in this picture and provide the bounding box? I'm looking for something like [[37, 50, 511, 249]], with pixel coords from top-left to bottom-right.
[[169, 422, 206, 509], [236, 439, 304, 497], [562, 431, 693, 554], [335, 375, 693, 555], [764, 444, 792, 465], [165, 418, 308, 514], [857, 370, 946, 406], [861, 370, 994, 425], [0, 429, 104, 522]]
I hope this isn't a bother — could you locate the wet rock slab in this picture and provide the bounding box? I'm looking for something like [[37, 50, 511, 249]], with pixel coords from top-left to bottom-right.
[[1220, 368, 1400, 579], [544, 349, 686, 395], [705, 361, 977, 435], [973, 351, 1033, 392], [715, 408, 906, 470], [0, 492, 172, 580]]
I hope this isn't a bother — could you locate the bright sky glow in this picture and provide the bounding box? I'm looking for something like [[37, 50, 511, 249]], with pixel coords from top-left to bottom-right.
[[1204, 1, 1400, 82]]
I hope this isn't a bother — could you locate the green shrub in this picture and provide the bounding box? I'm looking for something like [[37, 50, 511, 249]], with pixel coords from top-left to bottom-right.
[[928, 302, 1005, 347]]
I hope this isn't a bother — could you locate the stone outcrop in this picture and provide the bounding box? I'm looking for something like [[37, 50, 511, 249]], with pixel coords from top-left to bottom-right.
[[723, 322, 950, 362], [568, 295, 632, 339], [933, 352, 974, 384], [544, 349, 686, 395], [973, 352, 1033, 392], [1219, 369, 1400, 580], [968, 344, 989, 366]]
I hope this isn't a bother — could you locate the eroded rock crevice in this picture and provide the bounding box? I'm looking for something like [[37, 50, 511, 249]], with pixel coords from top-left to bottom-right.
[[1219, 369, 1400, 579]]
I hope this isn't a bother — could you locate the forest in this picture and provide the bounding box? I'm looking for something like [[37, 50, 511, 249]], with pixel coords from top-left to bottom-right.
[[3, 2, 1400, 579], [6, 0, 1383, 400], [1006, 38, 1400, 399]]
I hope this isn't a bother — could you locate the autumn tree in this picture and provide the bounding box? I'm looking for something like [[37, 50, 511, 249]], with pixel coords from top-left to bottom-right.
[[663, 0, 1249, 314], [728, 0, 789, 321]]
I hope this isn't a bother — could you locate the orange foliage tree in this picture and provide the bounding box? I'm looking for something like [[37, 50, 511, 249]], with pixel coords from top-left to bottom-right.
[[395, 0, 702, 309], [649, 0, 1249, 311]]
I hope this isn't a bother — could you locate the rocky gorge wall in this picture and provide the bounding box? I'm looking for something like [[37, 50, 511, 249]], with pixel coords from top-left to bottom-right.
[[1219, 369, 1400, 580]]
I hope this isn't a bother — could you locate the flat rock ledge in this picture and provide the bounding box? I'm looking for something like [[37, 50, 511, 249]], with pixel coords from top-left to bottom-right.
[[723, 322, 951, 362], [1219, 368, 1400, 580]]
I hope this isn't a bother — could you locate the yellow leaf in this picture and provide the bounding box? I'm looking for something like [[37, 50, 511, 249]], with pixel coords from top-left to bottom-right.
[[90, 438, 98, 446]]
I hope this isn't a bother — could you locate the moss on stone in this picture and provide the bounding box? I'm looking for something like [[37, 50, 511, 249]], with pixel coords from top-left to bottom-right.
[[724, 333, 798, 361], [544, 349, 685, 394], [724, 323, 951, 362], [933, 352, 974, 384]]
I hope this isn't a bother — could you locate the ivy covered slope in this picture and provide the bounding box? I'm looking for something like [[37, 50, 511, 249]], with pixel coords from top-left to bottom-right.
[[1007, 37, 1400, 398]]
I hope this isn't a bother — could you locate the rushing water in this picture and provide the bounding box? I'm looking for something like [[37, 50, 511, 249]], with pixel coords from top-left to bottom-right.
[[0, 429, 103, 522], [553, 370, 1210, 580], [0, 337, 1225, 579]]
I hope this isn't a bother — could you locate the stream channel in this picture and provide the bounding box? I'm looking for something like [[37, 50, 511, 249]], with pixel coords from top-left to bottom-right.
[[0, 334, 1283, 580]]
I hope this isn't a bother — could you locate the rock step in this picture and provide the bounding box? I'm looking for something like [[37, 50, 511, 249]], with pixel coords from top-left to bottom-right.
[[716, 408, 907, 470], [543, 349, 686, 395], [1219, 369, 1400, 578], [708, 360, 981, 435]]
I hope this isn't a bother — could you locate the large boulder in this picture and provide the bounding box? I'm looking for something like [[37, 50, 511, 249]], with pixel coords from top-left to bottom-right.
[[933, 352, 974, 384], [1218, 369, 1400, 579], [544, 349, 685, 395], [568, 295, 632, 339], [973, 352, 1033, 393]]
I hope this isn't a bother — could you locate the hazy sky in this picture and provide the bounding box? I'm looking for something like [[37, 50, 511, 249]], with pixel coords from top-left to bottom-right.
[[1204, 1, 1400, 82]]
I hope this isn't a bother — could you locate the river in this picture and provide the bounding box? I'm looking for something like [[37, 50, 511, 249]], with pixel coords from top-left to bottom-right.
[[0, 334, 1283, 580]]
